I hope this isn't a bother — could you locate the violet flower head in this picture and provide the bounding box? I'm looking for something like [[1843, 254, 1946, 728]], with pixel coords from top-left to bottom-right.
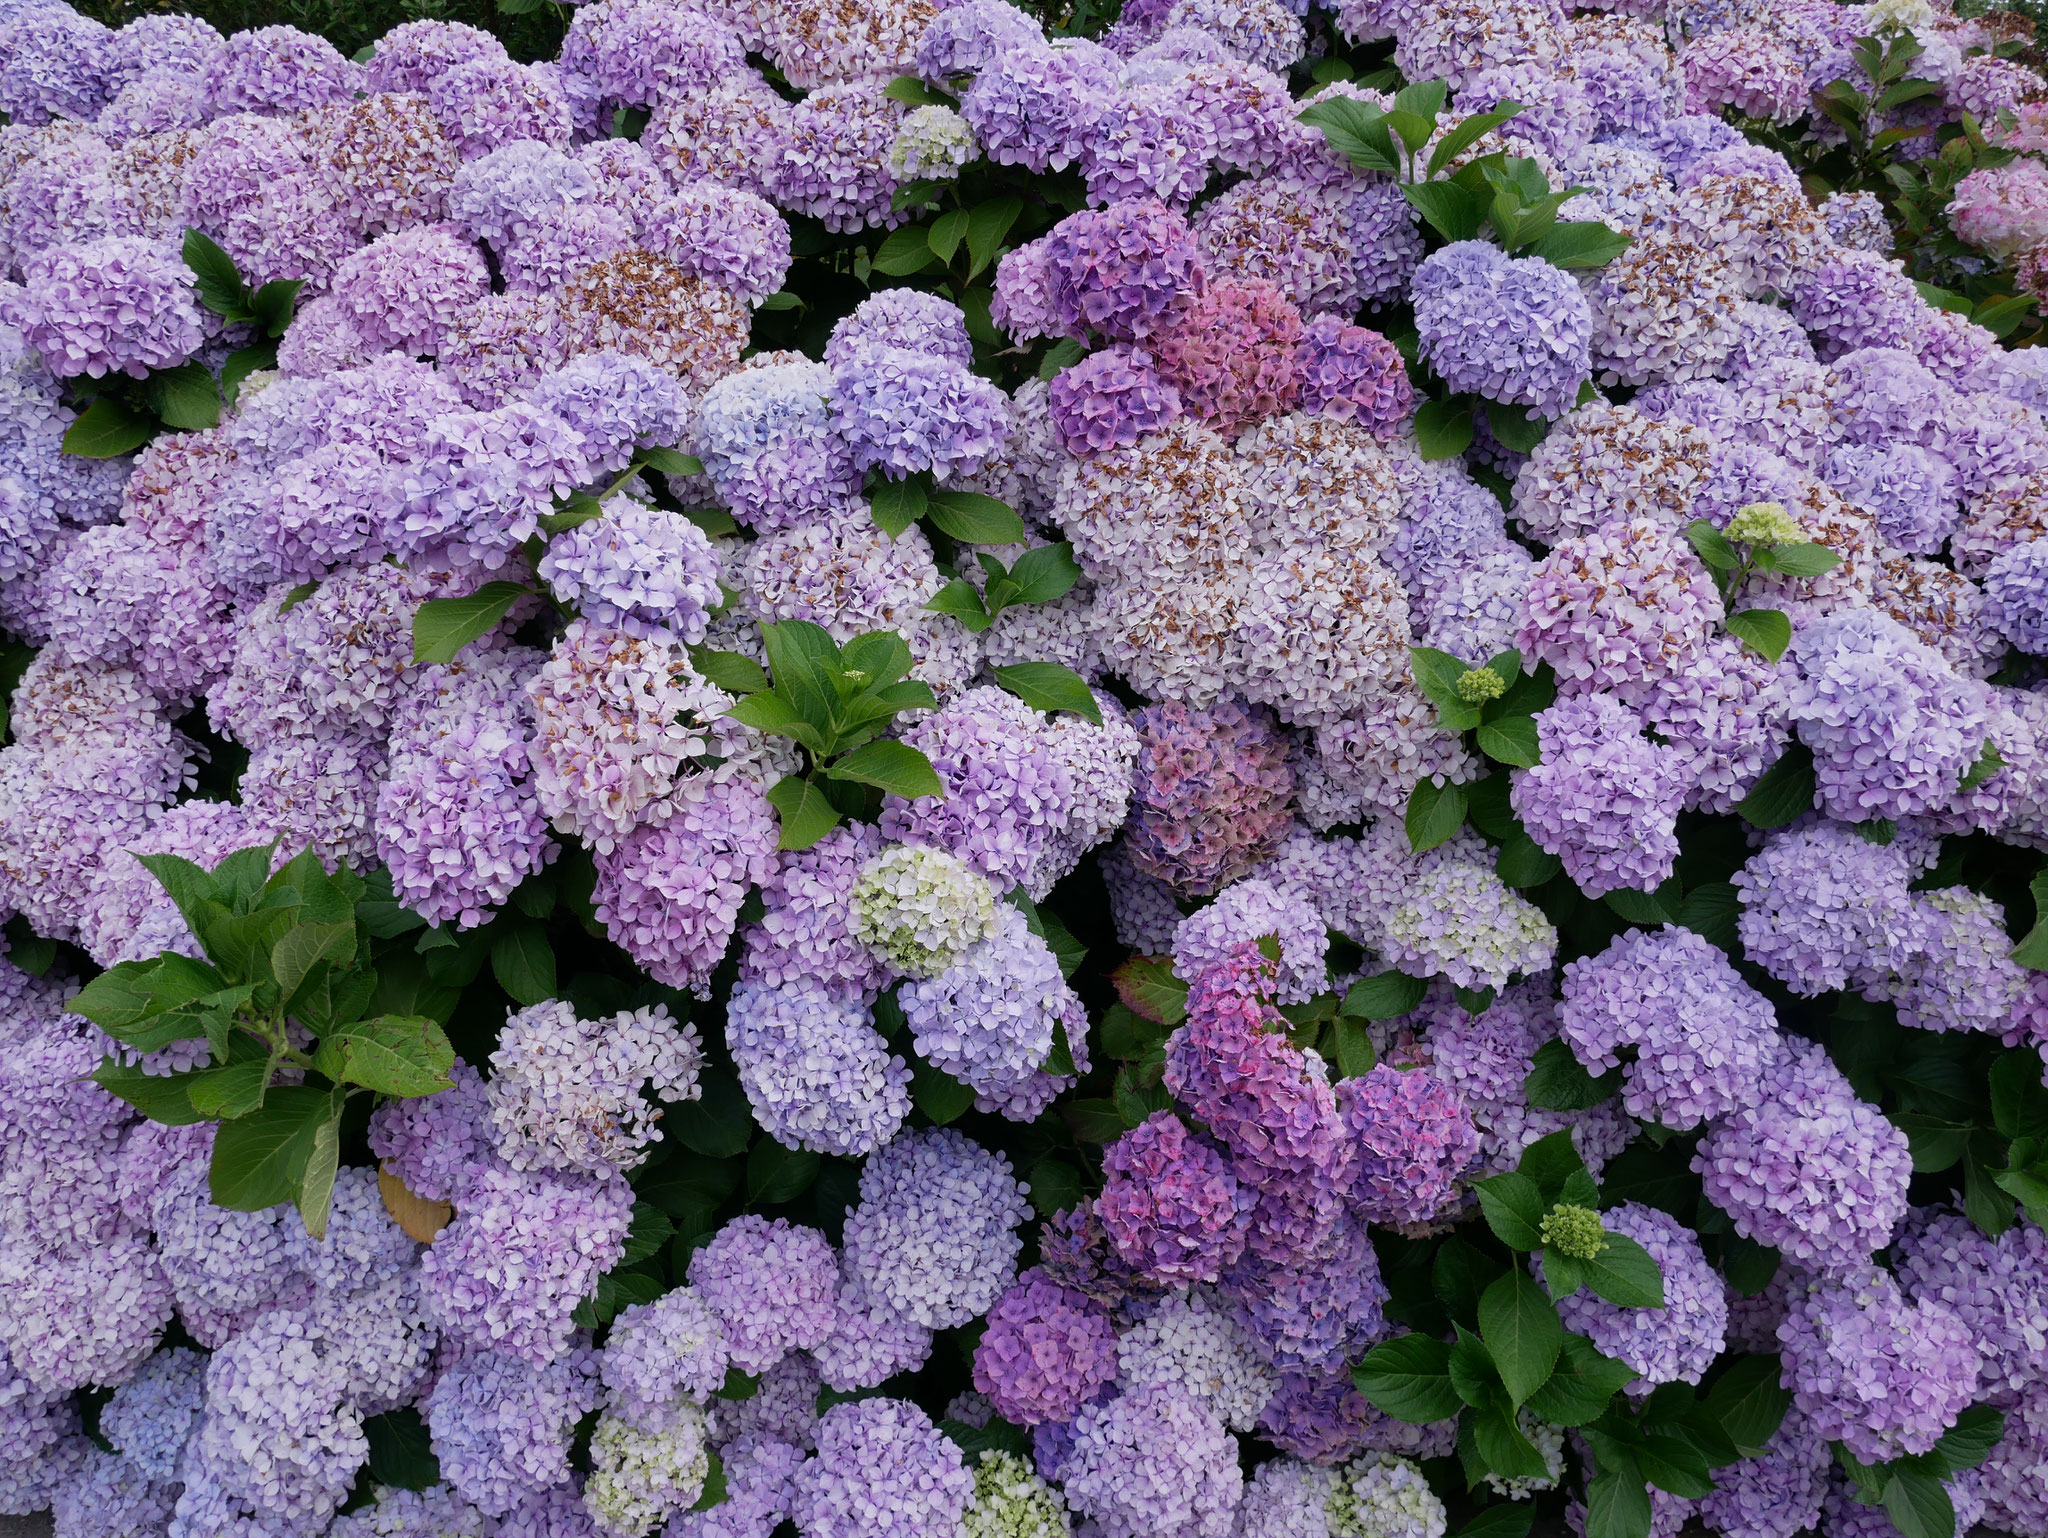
[[1553, 1202, 1728, 1391], [1150, 277, 1306, 436], [1097, 1112, 1256, 1287], [725, 978, 912, 1159], [685, 1216, 837, 1375], [1127, 698, 1296, 898], [1295, 314, 1415, 437], [842, 1128, 1031, 1329], [792, 1398, 971, 1538], [1336, 1064, 1480, 1228], [1061, 1383, 1243, 1538], [1511, 692, 1688, 899], [1047, 345, 1184, 459], [11, 237, 207, 381], [971, 1268, 1119, 1426], [1412, 240, 1593, 419]]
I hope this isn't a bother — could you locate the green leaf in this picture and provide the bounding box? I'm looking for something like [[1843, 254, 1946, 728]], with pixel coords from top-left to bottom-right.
[[1605, 878, 1681, 926], [1326, 1016, 1377, 1078], [1352, 1332, 1462, 1423], [1427, 105, 1524, 176], [1036, 337, 1085, 381], [1973, 293, 2035, 339], [883, 74, 950, 106], [1884, 1470, 1956, 1538], [1485, 402, 1550, 454], [209, 1085, 341, 1212], [297, 1103, 343, 1239], [1706, 1355, 1793, 1456], [1675, 880, 1741, 951], [1341, 970, 1428, 1021], [1476, 715, 1540, 767], [765, 774, 842, 853], [412, 582, 531, 665], [182, 226, 251, 319], [1405, 777, 1468, 853], [1472, 1403, 1554, 1479], [924, 488, 1026, 545], [1529, 219, 1633, 269], [1062, 1097, 1127, 1143], [69, 952, 223, 1034], [868, 475, 928, 537], [871, 225, 936, 276], [1414, 396, 1475, 460], [1474, 1171, 1546, 1250], [1736, 744, 1816, 829], [272, 920, 356, 1006], [1026, 1157, 1085, 1219], [1410, 645, 1482, 730], [1403, 180, 1488, 242], [1448, 1324, 1500, 1408], [1110, 954, 1189, 1026], [1991, 1049, 2048, 1141], [1007, 542, 1082, 604], [638, 447, 704, 477], [965, 196, 1023, 278], [2012, 870, 2048, 969], [490, 923, 557, 1006], [61, 395, 158, 458], [927, 208, 968, 265], [1525, 1038, 1620, 1111], [671, 1070, 754, 1158], [185, 1057, 271, 1119], [1583, 1470, 1653, 1538], [992, 661, 1102, 723], [910, 1052, 975, 1124], [1686, 519, 1741, 571], [1527, 1332, 1637, 1426], [1754, 541, 1840, 578], [1726, 608, 1792, 663], [689, 648, 771, 695], [1931, 1405, 2004, 1471], [310, 1016, 456, 1098], [92, 1059, 206, 1124], [1959, 739, 2005, 794], [1581, 1233, 1666, 1308], [139, 362, 221, 432], [747, 1137, 821, 1204], [924, 578, 992, 631], [1295, 98, 1402, 175], [1636, 1434, 1713, 1498], [1457, 1506, 1533, 1538], [248, 278, 302, 339], [1722, 1234, 1781, 1298], [364, 1408, 439, 1491], [690, 1449, 727, 1512], [826, 738, 943, 800], [1495, 831, 1561, 889], [1479, 1269, 1563, 1408]]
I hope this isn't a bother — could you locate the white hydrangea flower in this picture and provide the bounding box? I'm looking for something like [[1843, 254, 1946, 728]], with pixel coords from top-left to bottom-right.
[[849, 843, 1000, 977]]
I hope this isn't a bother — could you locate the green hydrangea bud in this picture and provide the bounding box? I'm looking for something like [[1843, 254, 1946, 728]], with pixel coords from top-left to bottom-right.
[[964, 1451, 1070, 1538], [1539, 1203, 1607, 1260], [1456, 667, 1506, 704], [850, 845, 1000, 977], [1327, 1452, 1447, 1538], [584, 1404, 709, 1537], [1727, 501, 1804, 547]]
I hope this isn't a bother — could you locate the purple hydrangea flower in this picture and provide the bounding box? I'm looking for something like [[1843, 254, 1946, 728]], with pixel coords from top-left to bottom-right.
[[1511, 692, 1688, 899], [1062, 1383, 1243, 1538], [725, 979, 912, 1158], [842, 1128, 1030, 1329], [1553, 1202, 1728, 1390], [1335, 1064, 1480, 1227], [686, 1217, 837, 1375], [1097, 1112, 1256, 1287], [791, 1399, 970, 1538], [1047, 345, 1184, 458], [1412, 240, 1593, 419], [971, 1269, 1119, 1426]]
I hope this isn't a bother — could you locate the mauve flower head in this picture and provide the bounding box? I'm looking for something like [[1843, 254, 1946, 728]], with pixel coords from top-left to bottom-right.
[[1097, 1111, 1256, 1287], [686, 1216, 836, 1376], [1693, 1037, 1912, 1271], [830, 344, 1012, 482], [642, 184, 792, 305], [330, 224, 491, 358], [1047, 345, 1184, 458], [1127, 698, 1296, 898], [725, 977, 912, 1158], [792, 1398, 971, 1538], [1061, 1382, 1243, 1538], [362, 19, 507, 93], [1412, 240, 1593, 419], [842, 1128, 1030, 1329], [1296, 315, 1414, 437], [972, 1268, 1119, 1425], [10, 237, 207, 380], [1778, 1265, 1983, 1464], [1151, 277, 1305, 436], [207, 24, 361, 114], [1553, 1202, 1728, 1391], [1558, 925, 1782, 1130], [960, 41, 1117, 175], [1511, 692, 1688, 899], [1336, 1064, 1480, 1228]]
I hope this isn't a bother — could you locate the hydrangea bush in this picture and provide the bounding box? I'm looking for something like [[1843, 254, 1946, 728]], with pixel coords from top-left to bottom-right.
[[0, 0, 2047, 1536]]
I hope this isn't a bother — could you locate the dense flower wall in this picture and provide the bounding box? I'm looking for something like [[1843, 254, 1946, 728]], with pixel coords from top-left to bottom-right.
[[0, 0, 2045, 1535]]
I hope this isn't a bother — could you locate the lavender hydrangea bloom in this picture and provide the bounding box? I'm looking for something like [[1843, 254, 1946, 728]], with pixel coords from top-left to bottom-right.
[[792, 1399, 971, 1538], [1063, 1383, 1243, 1538], [539, 497, 723, 644], [1097, 1112, 1255, 1287], [1778, 1267, 1982, 1464], [693, 359, 860, 531], [424, 1345, 599, 1516], [829, 345, 1011, 481], [524, 352, 691, 477], [900, 903, 1079, 1098], [1412, 241, 1593, 419], [10, 238, 207, 380], [601, 1287, 728, 1433], [971, 1269, 1119, 1426], [420, 1160, 634, 1363], [1511, 693, 1688, 899], [98, 1348, 204, 1481], [1558, 926, 1782, 1130], [1335, 1065, 1479, 1228], [644, 185, 792, 304], [1048, 345, 1184, 458], [486, 999, 702, 1177], [1172, 879, 1327, 1005], [686, 1216, 837, 1374], [1693, 1038, 1912, 1271], [1295, 315, 1414, 436], [843, 1128, 1031, 1329], [1553, 1203, 1728, 1390], [725, 978, 912, 1158], [369, 1057, 491, 1205], [1786, 609, 1988, 823], [1982, 538, 2048, 655], [811, 1270, 933, 1393], [1892, 1208, 2048, 1405], [1127, 699, 1296, 898], [826, 290, 974, 371]]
